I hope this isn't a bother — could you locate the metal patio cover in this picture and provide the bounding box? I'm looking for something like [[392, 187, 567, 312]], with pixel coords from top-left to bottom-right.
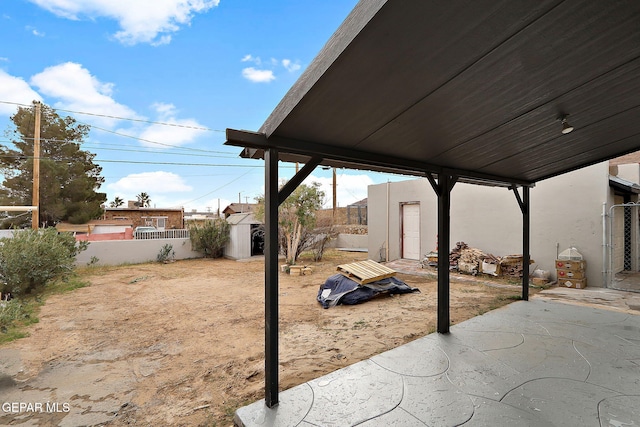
[[224, 0, 640, 409], [227, 0, 640, 186]]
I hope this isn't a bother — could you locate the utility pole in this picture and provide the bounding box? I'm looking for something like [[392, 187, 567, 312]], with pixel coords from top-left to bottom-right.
[[32, 102, 41, 229], [332, 167, 337, 217]]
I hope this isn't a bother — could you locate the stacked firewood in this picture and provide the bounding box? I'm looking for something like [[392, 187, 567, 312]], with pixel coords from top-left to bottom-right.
[[449, 242, 528, 277], [498, 255, 528, 278]]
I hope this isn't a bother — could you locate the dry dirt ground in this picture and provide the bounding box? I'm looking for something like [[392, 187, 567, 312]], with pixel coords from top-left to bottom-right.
[[0, 251, 535, 426]]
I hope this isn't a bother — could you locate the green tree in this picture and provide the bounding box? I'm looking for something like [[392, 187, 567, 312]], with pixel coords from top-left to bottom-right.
[[136, 192, 151, 207], [256, 182, 325, 265], [109, 196, 124, 208], [189, 219, 230, 258], [0, 102, 106, 228]]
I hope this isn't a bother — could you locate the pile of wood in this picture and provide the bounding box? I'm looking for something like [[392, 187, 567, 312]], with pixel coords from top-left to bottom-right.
[[448, 242, 529, 278], [449, 242, 470, 266], [499, 255, 528, 278], [449, 242, 498, 275], [336, 259, 396, 284]]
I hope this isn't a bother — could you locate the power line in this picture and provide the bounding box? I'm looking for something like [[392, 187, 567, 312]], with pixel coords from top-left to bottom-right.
[[79, 146, 240, 159], [168, 169, 258, 208], [0, 153, 264, 168], [0, 136, 240, 156], [86, 123, 220, 152], [0, 100, 225, 132], [96, 159, 264, 167]]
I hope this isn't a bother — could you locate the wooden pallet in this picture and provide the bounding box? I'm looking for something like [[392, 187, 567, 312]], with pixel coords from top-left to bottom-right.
[[336, 259, 396, 285]]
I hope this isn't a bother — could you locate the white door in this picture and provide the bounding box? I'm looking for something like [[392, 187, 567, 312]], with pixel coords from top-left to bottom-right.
[[402, 204, 420, 260]]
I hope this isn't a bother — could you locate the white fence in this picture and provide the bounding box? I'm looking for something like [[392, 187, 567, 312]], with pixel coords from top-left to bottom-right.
[[134, 229, 190, 239]]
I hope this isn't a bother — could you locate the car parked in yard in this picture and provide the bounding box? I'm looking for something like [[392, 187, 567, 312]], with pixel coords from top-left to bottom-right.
[[133, 226, 157, 239]]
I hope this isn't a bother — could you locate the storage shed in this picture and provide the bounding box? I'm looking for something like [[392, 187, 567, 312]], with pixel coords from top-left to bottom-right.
[[224, 213, 264, 260]]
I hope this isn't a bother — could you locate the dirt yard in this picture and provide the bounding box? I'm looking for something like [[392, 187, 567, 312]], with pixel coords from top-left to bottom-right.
[[0, 250, 531, 426]]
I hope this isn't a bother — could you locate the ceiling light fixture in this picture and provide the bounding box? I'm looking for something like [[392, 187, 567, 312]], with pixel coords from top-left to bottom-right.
[[558, 114, 574, 134]]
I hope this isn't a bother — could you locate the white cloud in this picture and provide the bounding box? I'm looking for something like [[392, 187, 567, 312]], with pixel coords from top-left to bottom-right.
[[241, 55, 302, 82], [134, 102, 207, 147], [282, 59, 301, 72], [108, 171, 192, 195], [241, 54, 259, 64], [26, 26, 45, 37], [0, 70, 42, 116], [242, 67, 275, 83], [303, 173, 373, 208], [28, 0, 219, 45], [30, 62, 137, 127]]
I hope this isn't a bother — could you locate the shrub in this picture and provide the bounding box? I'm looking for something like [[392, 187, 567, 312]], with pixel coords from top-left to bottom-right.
[[189, 219, 230, 258], [157, 244, 175, 263], [0, 228, 88, 297]]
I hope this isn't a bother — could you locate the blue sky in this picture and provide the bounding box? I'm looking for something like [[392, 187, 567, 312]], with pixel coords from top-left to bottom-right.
[[0, 0, 408, 213]]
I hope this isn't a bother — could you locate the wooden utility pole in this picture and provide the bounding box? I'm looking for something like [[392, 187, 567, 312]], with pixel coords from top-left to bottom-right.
[[332, 167, 337, 217], [32, 102, 41, 229]]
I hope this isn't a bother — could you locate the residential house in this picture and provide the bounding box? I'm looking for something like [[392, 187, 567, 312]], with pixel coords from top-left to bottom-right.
[[103, 201, 184, 230], [222, 203, 257, 218], [56, 219, 134, 241]]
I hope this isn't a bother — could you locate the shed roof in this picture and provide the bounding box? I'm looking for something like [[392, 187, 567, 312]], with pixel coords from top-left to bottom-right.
[[226, 0, 640, 187], [222, 203, 257, 214], [226, 212, 261, 225]]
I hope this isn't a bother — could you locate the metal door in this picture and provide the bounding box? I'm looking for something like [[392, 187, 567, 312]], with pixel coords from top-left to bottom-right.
[[607, 202, 640, 291]]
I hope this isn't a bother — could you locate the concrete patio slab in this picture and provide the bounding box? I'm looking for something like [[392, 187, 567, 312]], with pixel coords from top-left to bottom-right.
[[235, 298, 640, 426]]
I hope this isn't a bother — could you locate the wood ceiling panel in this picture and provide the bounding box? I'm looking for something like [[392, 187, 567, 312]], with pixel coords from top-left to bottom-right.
[[431, 59, 640, 172], [480, 106, 640, 180], [358, 0, 640, 167], [271, 0, 560, 147]]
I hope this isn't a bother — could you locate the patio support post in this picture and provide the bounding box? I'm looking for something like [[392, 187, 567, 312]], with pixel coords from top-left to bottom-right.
[[511, 185, 530, 301], [428, 172, 457, 333], [264, 148, 279, 407], [522, 186, 530, 301]]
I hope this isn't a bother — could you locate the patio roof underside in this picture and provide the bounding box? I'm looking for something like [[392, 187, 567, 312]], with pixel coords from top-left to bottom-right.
[[226, 0, 640, 187]]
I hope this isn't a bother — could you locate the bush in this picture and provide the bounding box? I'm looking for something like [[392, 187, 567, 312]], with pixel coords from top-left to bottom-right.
[[157, 244, 175, 263], [0, 228, 88, 297], [189, 219, 230, 258]]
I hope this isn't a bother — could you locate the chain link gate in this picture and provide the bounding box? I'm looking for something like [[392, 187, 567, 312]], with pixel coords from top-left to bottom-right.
[[607, 203, 640, 290]]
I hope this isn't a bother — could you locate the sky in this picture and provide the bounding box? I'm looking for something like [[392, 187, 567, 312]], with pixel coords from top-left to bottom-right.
[[0, 0, 410, 214]]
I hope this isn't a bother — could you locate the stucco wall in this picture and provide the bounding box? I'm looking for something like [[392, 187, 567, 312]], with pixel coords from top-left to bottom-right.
[[368, 162, 611, 286], [75, 238, 202, 266], [333, 233, 368, 249], [368, 180, 438, 262]]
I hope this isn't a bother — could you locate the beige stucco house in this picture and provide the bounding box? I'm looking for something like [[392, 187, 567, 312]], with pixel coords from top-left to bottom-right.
[[368, 160, 640, 290]]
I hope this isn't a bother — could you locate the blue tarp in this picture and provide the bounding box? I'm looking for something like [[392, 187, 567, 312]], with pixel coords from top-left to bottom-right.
[[317, 274, 419, 309]]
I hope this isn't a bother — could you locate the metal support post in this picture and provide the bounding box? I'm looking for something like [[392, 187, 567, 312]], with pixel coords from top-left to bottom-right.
[[264, 149, 279, 407], [434, 172, 456, 333], [522, 186, 530, 301], [511, 185, 531, 301]]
